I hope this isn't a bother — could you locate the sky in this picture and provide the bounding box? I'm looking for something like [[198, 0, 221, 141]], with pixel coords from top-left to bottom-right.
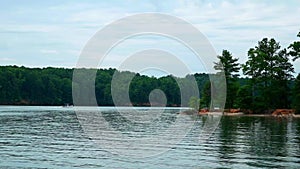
[[0, 0, 300, 76]]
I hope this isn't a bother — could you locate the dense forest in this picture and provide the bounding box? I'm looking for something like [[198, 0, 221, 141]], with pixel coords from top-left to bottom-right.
[[0, 31, 299, 113], [0, 65, 212, 106]]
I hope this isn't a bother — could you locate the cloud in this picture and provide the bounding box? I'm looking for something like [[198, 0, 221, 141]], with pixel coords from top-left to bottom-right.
[[0, 0, 299, 75], [40, 49, 59, 54], [169, 0, 300, 64], [172, 1, 299, 38], [0, 24, 61, 34], [0, 57, 15, 62]]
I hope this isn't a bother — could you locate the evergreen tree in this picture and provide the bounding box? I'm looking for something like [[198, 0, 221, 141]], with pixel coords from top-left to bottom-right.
[[293, 74, 300, 114], [236, 85, 252, 110], [288, 31, 300, 61], [214, 50, 240, 109], [243, 38, 294, 112], [200, 81, 211, 109]]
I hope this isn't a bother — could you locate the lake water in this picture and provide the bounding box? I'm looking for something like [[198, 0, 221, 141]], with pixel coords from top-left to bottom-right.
[[1, 106, 300, 168]]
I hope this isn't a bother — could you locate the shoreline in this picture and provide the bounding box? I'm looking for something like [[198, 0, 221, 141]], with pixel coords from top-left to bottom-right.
[[199, 112, 300, 118]]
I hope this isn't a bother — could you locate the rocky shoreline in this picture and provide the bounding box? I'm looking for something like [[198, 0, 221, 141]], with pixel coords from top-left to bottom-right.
[[182, 109, 300, 118]]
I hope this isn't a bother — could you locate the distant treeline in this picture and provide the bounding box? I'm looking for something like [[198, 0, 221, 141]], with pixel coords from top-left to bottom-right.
[[0, 65, 297, 111], [0, 65, 212, 106]]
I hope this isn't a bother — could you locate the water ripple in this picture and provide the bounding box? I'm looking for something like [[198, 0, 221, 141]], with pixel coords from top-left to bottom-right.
[[0, 107, 300, 168]]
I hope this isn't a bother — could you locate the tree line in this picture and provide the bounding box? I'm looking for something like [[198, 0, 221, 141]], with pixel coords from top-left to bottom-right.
[[0, 65, 209, 106], [0, 31, 299, 113]]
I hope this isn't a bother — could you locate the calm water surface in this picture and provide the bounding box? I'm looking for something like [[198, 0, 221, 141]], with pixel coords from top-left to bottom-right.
[[1, 106, 300, 168]]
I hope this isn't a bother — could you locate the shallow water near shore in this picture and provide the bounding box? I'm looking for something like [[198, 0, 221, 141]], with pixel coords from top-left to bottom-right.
[[1, 106, 300, 168]]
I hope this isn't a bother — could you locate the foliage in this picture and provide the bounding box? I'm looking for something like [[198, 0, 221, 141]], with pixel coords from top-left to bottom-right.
[[293, 74, 300, 114], [242, 38, 294, 112], [214, 50, 240, 79], [214, 50, 240, 109], [236, 84, 252, 110], [0, 66, 208, 106], [188, 96, 200, 111], [200, 81, 211, 109], [288, 31, 300, 61]]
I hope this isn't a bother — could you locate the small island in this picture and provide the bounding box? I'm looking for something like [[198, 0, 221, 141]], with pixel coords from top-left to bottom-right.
[[187, 31, 300, 117]]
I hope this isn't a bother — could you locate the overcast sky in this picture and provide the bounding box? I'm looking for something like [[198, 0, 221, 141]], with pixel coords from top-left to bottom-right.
[[0, 0, 299, 76]]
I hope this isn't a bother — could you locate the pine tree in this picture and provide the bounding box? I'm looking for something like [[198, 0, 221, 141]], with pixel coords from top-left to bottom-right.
[[243, 38, 294, 112], [289, 31, 300, 61], [214, 50, 240, 109]]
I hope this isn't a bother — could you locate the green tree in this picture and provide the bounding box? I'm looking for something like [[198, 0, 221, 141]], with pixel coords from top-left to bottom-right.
[[0, 67, 21, 104], [158, 76, 180, 106], [214, 50, 240, 109], [200, 81, 211, 109], [288, 31, 300, 61], [188, 96, 200, 111], [243, 38, 294, 112], [293, 74, 300, 114], [236, 85, 252, 110]]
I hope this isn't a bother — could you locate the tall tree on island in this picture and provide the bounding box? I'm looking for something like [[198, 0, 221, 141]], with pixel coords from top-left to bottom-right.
[[290, 31, 300, 114], [214, 50, 240, 109], [243, 38, 294, 113]]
